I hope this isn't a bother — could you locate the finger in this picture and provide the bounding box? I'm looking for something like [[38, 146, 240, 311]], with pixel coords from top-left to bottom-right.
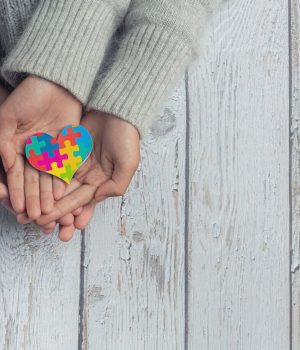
[[58, 213, 74, 226], [36, 184, 96, 226], [28, 221, 56, 233], [34, 220, 57, 234], [16, 213, 32, 225], [16, 215, 56, 232], [74, 202, 96, 230], [17, 214, 56, 235], [0, 111, 18, 171], [59, 224, 76, 242], [53, 177, 67, 200], [38, 177, 89, 226], [56, 178, 82, 224], [7, 155, 25, 213], [40, 172, 54, 214], [72, 207, 83, 216], [24, 163, 41, 220], [94, 163, 136, 202], [43, 227, 55, 235], [42, 222, 57, 235], [64, 177, 81, 194]]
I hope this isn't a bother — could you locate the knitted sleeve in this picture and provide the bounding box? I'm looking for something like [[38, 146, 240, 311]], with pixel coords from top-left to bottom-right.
[[1, 0, 130, 104], [86, 0, 217, 139]]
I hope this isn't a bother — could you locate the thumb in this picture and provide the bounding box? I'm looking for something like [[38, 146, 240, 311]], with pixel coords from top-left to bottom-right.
[[0, 116, 17, 171]]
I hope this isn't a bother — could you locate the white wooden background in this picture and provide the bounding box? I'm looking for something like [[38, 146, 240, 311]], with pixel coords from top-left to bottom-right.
[[0, 0, 297, 349]]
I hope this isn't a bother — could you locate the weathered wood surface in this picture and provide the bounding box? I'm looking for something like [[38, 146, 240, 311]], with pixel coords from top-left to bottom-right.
[[187, 0, 290, 349], [0, 210, 81, 349], [81, 80, 187, 350], [0, 1, 296, 349], [291, 0, 300, 347]]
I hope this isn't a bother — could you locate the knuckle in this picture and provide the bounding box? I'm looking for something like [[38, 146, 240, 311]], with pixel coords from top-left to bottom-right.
[[28, 211, 41, 221], [8, 168, 22, 177], [26, 174, 39, 185], [40, 189, 52, 196]]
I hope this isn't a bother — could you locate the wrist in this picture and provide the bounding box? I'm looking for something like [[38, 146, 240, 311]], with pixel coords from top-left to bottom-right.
[[27, 75, 83, 112], [87, 109, 140, 138]]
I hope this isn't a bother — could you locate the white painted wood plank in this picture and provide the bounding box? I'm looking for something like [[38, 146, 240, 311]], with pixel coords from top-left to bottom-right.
[[291, 0, 300, 347], [0, 209, 81, 350], [82, 81, 187, 350], [187, 1, 290, 349]]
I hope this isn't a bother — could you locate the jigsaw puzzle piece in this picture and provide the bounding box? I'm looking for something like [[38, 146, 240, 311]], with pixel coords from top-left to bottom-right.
[[73, 128, 93, 161], [59, 125, 82, 147], [27, 149, 47, 171], [59, 164, 75, 184], [25, 135, 47, 157], [37, 148, 68, 171], [60, 140, 83, 171]]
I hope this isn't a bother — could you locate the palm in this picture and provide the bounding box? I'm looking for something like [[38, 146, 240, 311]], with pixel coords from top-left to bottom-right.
[[1, 76, 81, 156], [0, 79, 97, 241], [0, 76, 82, 221], [67, 115, 113, 204], [74, 111, 139, 190], [36, 111, 140, 227]]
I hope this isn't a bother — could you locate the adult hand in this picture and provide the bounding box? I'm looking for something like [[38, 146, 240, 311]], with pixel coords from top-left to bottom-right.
[[0, 84, 61, 231], [36, 111, 141, 239], [0, 80, 96, 240], [0, 75, 82, 216]]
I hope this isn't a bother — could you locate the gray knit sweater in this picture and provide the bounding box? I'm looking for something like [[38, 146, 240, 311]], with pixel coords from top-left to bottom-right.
[[0, 0, 216, 138]]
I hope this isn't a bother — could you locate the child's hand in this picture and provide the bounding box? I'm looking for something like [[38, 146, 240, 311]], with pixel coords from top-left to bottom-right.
[[36, 111, 141, 240], [0, 158, 86, 237], [16, 176, 96, 240], [0, 75, 82, 216]]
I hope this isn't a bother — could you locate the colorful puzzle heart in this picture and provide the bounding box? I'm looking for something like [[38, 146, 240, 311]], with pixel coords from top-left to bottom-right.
[[25, 125, 93, 184]]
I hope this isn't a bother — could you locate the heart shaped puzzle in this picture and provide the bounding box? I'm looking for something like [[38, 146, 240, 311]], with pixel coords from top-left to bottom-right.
[[25, 125, 93, 184]]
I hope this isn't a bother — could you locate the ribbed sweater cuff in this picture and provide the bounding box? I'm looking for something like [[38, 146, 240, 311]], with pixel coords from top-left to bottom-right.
[[86, 25, 193, 139], [1, 0, 120, 104]]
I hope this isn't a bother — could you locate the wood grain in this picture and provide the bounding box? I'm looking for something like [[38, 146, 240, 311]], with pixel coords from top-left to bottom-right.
[[0, 210, 81, 350], [81, 80, 187, 350], [291, 0, 300, 347], [187, 1, 290, 349], [0, 1, 294, 348]]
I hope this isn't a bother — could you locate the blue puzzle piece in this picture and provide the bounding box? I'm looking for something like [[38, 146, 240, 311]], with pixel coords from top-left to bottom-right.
[[25, 135, 46, 157]]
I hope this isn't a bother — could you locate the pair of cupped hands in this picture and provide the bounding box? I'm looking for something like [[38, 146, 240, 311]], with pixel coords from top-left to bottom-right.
[[0, 75, 140, 241]]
